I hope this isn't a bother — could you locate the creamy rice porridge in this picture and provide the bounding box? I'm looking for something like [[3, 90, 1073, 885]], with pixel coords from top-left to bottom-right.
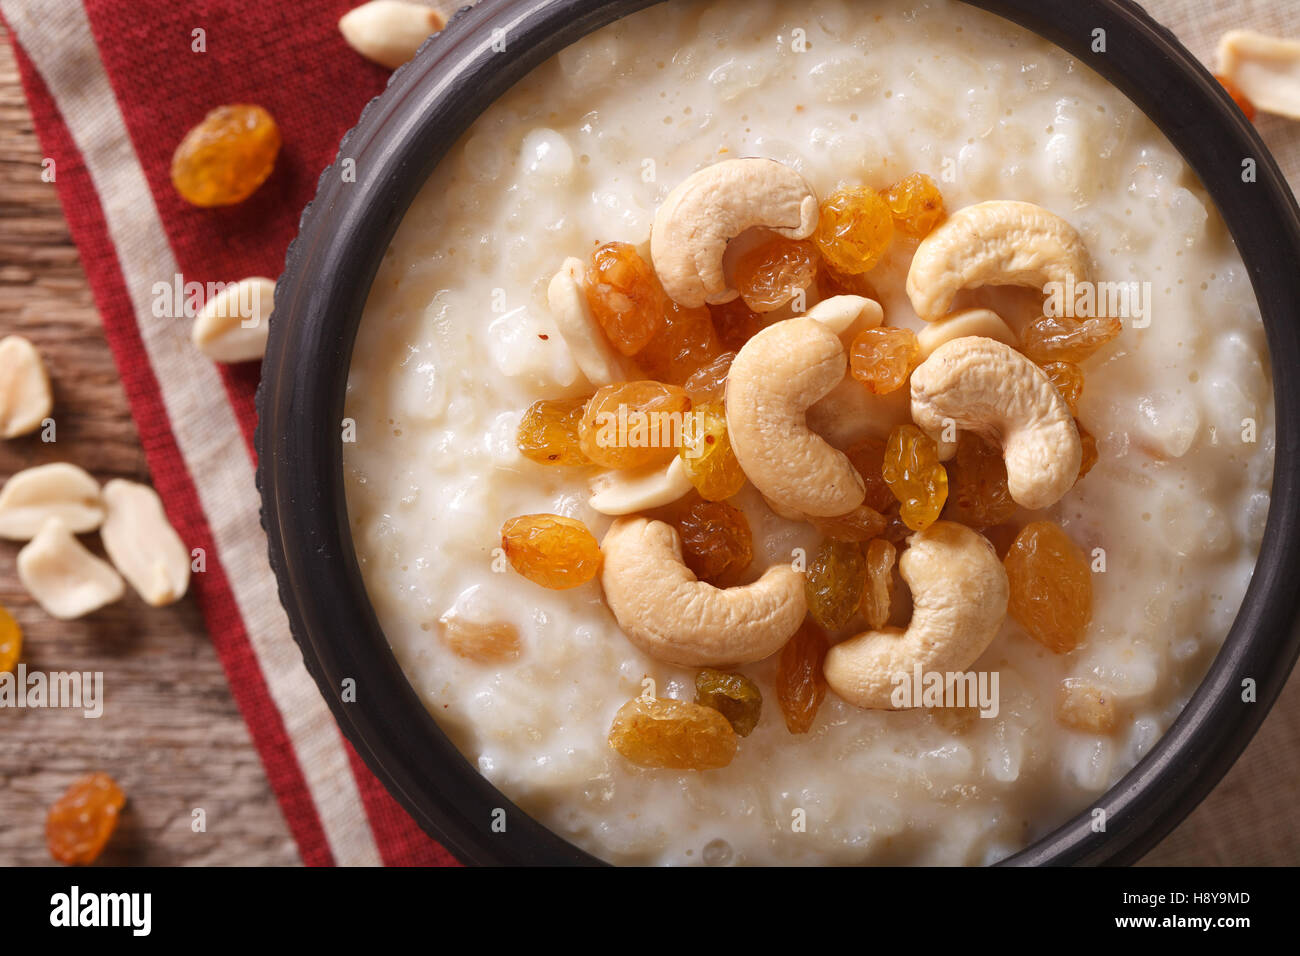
[[342, 0, 1274, 865]]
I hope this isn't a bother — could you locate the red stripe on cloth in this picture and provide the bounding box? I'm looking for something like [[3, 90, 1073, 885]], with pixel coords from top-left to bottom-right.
[[6, 34, 336, 867], [345, 743, 462, 867]]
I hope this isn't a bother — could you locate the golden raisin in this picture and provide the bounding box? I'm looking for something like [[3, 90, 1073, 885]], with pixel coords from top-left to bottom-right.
[[814, 186, 894, 275], [1076, 421, 1098, 481], [849, 326, 920, 394], [683, 351, 735, 405], [46, 773, 125, 865], [1021, 314, 1122, 364], [0, 604, 20, 673], [805, 539, 866, 632], [1055, 678, 1117, 733], [579, 380, 692, 470], [1041, 361, 1083, 416], [944, 432, 1015, 529], [734, 236, 819, 312], [170, 104, 281, 207], [1214, 74, 1257, 122], [680, 403, 746, 500], [884, 172, 946, 238], [608, 696, 737, 770], [501, 514, 602, 590], [776, 620, 829, 734], [635, 301, 721, 385], [858, 538, 896, 630], [585, 242, 666, 355], [809, 504, 887, 543], [844, 436, 896, 513], [708, 298, 765, 351], [439, 615, 521, 663], [883, 424, 948, 531], [1004, 520, 1092, 653], [695, 669, 762, 737], [677, 500, 753, 585], [516, 397, 591, 466]]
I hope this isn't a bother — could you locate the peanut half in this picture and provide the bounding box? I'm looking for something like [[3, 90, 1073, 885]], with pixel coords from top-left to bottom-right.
[[339, 1, 446, 70], [0, 335, 53, 439], [100, 479, 191, 607], [17, 518, 125, 620], [192, 277, 276, 363], [0, 463, 104, 541]]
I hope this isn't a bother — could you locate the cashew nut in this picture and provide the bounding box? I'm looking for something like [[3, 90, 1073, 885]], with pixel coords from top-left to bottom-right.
[[0, 462, 104, 541], [600, 516, 806, 666], [916, 308, 1016, 360], [100, 479, 191, 606], [804, 294, 884, 343], [0, 336, 53, 439], [1217, 30, 1300, 120], [339, 1, 445, 70], [17, 517, 125, 620], [906, 201, 1091, 321], [650, 158, 818, 308], [588, 456, 692, 515], [727, 318, 865, 517], [192, 277, 275, 363], [547, 257, 625, 386], [824, 521, 1008, 710], [911, 337, 1081, 510]]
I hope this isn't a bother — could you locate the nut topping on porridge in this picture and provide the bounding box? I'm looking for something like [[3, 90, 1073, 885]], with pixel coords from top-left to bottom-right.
[[650, 158, 819, 308], [915, 307, 1017, 359], [1055, 678, 1118, 734], [824, 522, 1009, 710], [588, 457, 693, 516], [905, 200, 1092, 321], [725, 318, 866, 517], [910, 337, 1082, 510], [547, 258, 627, 385], [600, 516, 806, 667], [803, 294, 885, 341]]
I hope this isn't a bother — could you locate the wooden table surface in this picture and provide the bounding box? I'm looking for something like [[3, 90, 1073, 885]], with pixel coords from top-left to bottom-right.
[[1, 19, 1297, 867]]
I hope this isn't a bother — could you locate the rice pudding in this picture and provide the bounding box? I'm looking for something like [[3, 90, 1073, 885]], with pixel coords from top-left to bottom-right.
[[342, 0, 1274, 865]]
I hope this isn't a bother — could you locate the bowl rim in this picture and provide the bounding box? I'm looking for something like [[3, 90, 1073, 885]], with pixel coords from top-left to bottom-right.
[[257, 0, 1300, 866]]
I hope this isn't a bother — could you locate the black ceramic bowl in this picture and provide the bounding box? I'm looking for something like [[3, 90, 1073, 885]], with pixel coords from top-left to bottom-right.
[[258, 0, 1300, 865]]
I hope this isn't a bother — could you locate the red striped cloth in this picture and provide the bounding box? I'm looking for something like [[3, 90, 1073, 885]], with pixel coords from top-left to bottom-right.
[[2, 0, 458, 866]]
